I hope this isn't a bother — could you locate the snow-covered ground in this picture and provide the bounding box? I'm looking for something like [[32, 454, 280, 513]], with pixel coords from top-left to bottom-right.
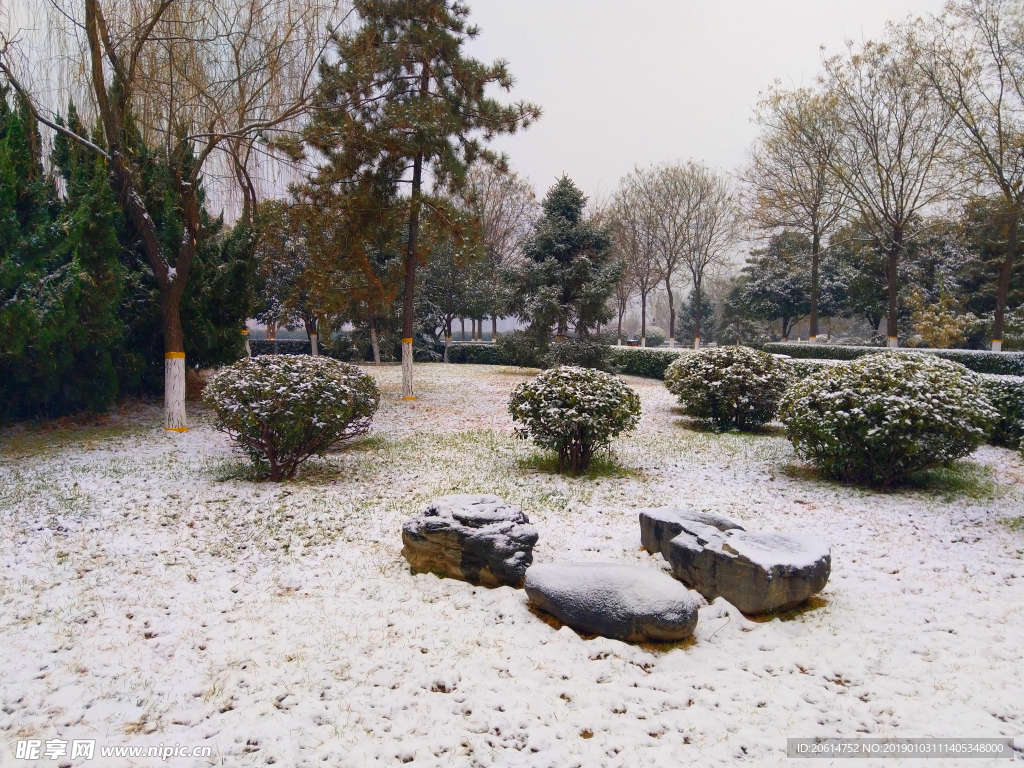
[[1, 364, 1022, 767]]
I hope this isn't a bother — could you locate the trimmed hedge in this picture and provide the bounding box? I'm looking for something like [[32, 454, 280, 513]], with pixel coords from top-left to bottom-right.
[[606, 346, 692, 379], [980, 374, 1024, 449], [446, 342, 503, 366], [764, 342, 1024, 376]]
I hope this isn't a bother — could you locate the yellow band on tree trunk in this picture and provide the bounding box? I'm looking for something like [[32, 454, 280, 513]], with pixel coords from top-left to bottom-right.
[[165, 427, 188, 432], [402, 338, 413, 343], [165, 352, 186, 359]]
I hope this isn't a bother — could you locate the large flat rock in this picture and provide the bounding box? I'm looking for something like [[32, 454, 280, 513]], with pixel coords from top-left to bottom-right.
[[401, 495, 538, 588], [666, 521, 831, 615], [639, 507, 745, 560], [524, 563, 700, 642]]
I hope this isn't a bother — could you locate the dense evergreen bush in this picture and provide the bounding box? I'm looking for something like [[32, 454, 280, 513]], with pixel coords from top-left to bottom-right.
[[509, 366, 641, 473], [448, 341, 504, 365], [605, 347, 688, 379], [664, 346, 793, 431], [764, 342, 1024, 376], [494, 331, 547, 368], [641, 327, 667, 347], [205, 356, 380, 481], [779, 353, 997, 488], [980, 374, 1024, 449], [546, 338, 609, 369]]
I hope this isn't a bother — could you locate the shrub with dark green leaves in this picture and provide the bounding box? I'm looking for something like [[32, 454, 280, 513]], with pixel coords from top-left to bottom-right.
[[509, 366, 641, 473], [495, 330, 548, 368], [605, 346, 687, 379], [546, 338, 610, 370], [980, 374, 1024, 449], [763, 342, 1024, 376], [664, 346, 792, 431], [205, 355, 380, 481], [779, 353, 997, 488], [641, 327, 667, 347]]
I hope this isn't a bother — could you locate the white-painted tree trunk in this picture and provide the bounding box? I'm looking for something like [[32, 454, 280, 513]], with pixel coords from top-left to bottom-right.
[[164, 354, 187, 432], [243, 331, 251, 358], [444, 335, 451, 363], [370, 328, 381, 365], [992, 339, 1003, 352], [668, 336, 674, 347], [401, 340, 414, 400], [310, 333, 318, 356], [640, 336, 646, 348], [694, 336, 701, 350], [888, 337, 899, 348], [808, 335, 818, 344]]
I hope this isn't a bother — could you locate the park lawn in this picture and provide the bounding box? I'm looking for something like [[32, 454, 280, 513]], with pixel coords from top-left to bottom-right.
[[0, 363, 1022, 767]]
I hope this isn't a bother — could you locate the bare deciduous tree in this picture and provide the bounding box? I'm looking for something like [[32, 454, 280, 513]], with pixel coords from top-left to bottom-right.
[[611, 168, 664, 346], [916, 0, 1024, 351], [822, 32, 957, 347], [743, 84, 845, 343]]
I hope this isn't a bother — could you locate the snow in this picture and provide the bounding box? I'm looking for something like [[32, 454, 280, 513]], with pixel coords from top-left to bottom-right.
[[1, 364, 1023, 767], [719, 531, 832, 570]]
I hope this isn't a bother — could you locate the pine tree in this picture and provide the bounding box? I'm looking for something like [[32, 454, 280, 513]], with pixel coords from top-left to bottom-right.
[[305, 0, 539, 398], [512, 177, 619, 338]]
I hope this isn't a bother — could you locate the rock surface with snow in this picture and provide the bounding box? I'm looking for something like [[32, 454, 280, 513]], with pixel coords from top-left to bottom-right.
[[524, 562, 700, 642], [401, 494, 538, 587], [639, 507, 745, 559], [667, 522, 831, 614]]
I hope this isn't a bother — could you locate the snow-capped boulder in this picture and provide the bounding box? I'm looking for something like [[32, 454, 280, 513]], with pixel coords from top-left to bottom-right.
[[665, 521, 831, 615], [639, 507, 745, 559], [524, 563, 700, 642], [401, 495, 539, 588]]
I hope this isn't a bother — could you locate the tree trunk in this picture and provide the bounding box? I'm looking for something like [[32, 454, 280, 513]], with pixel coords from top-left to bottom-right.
[[782, 316, 791, 341], [369, 317, 381, 365], [640, 291, 647, 347], [444, 318, 451, 363], [885, 231, 902, 348], [809, 227, 820, 343], [492, 316, 498, 341], [162, 293, 187, 432], [993, 207, 1018, 352], [616, 308, 623, 346], [665, 279, 676, 347], [693, 282, 702, 349], [243, 330, 251, 358], [310, 334, 318, 356], [401, 150, 424, 400]]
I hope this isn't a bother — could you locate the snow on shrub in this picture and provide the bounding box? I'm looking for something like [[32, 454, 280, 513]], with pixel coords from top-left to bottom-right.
[[663, 346, 792, 431], [980, 374, 1024, 449], [605, 346, 687, 379], [779, 352, 997, 488], [205, 355, 380, 481], [508, 366, 641, 473]]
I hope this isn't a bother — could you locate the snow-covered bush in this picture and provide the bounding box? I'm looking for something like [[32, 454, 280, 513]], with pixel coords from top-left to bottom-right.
[[780, 353, 997, 488], [641, 327, 667, 347], [663, 346, 792, 431], [980, 374, 1024, 449], [763, 342, 1024, 376], [205, 355, 380, 481], [605, 347, 687, 379], [509, 366, 641, 473]]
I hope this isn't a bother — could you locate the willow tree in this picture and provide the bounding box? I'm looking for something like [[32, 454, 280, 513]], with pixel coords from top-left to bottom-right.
[[0, 0, 342, 430], [305, 0, 539, 400], [743, 85, 845, 344]]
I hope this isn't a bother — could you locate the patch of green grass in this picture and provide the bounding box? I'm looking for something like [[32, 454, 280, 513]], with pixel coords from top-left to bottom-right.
[[781, 459, 998, 501], [516, 450, 640, 479], [747, 595, 829, 623], [1003, 515, 1024, 532]]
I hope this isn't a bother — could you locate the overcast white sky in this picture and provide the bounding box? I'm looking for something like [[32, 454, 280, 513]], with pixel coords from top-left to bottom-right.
[[463, 0, 949, 202]]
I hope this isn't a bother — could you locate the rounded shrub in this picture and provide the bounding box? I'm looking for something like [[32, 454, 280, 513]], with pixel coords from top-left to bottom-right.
[[663, 346, 792, 431], [642, 327, 667, 348], [546, 338, 610, 370], [205, 355, 380, 481], [509, 366, 641, 473], [779, 352, 997, 488]]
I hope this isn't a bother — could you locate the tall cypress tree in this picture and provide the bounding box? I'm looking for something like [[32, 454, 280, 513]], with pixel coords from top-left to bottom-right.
[[305, 0, 539, 399]]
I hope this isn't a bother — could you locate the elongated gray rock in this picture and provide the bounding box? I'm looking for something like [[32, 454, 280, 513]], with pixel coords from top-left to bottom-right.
[[401, 495, 538, 588], [524, 563, 700, 642], [665, 521, 831, 615], [639, 507, 745, 560]]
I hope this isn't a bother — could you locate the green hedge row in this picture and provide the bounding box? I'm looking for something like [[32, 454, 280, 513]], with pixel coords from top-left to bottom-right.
[[980, 374, 1024, 448], [446, 342, 503, 365], [605, 346, 691, 379], [763, 342, 1024, 376]]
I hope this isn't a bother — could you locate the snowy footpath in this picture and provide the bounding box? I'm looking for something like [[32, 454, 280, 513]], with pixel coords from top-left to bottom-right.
[[0, 364, 1022, 767]]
